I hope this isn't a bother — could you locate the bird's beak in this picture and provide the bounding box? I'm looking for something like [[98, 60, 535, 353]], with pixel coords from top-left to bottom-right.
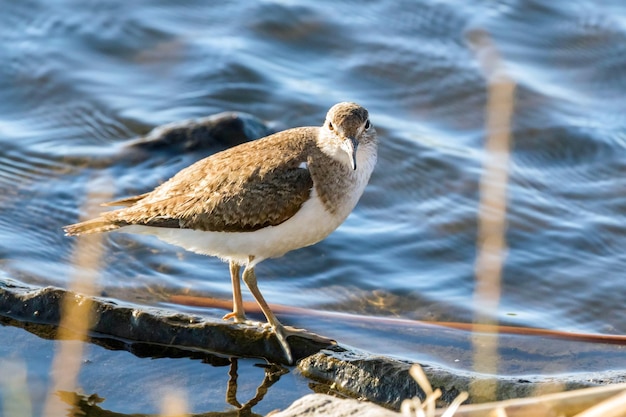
[[341, 136, 359, 170]]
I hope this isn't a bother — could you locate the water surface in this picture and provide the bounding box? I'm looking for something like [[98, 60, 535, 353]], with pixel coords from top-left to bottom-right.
[[1, 0, 626, 415]]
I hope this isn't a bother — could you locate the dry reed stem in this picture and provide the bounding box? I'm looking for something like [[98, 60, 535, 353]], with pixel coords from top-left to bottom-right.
[[469, 30, 516, 402], [41, 180, 110, 417], [0, 359, 32, 417], [440, 392, 470, 417], [444, 382, 626, 417], [402, 364, 468, 417], [160, 390, 189, 417], [573, 389, 626, 417]]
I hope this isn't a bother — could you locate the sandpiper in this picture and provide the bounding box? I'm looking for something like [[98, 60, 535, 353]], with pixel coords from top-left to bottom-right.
[[64, 102, 378, 364]]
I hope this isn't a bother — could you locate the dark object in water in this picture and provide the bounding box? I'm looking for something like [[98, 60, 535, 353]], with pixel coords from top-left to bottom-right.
[[126, 112, 275, 153]]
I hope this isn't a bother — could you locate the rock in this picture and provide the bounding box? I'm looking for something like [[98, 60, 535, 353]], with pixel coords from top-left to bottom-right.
[[125, 111, 274, 153], [59, 111, 275, 170], [0, 280, 331, 365], [299, 349, 457, 409], [298, 349, 624, 410], [269, 394, 400, 417], [271, 383, 626, 417]]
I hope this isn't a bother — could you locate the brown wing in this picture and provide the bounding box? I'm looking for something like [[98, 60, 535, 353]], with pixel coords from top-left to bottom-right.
[[104, 127, 317, 232], [150, 167, 313, 232]]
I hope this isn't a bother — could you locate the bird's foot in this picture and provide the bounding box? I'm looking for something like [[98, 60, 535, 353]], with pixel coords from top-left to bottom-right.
[[270, 325, 336, 366], [282, 325, 336, 346], [222, 311, 247, 324], [271, 324, 294, 365]]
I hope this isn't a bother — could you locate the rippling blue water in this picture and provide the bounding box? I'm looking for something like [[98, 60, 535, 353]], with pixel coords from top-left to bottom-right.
[[1, 0, 626, 414]]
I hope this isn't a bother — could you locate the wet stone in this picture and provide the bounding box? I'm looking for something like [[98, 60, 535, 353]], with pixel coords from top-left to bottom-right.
[[270, 394, 401, 417], [125, 111, 275, 153], [58, 111, 275, 170], [298, 349, 625, 410], [0, 280, 330, 365]]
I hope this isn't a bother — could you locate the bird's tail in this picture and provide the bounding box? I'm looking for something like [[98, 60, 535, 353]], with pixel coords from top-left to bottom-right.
[[64, 217, 120, 236]]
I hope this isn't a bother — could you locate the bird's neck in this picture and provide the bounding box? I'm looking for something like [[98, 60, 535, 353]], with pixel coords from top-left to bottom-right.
[[316, 130, 350, 167], [310, 131, 377, 216]]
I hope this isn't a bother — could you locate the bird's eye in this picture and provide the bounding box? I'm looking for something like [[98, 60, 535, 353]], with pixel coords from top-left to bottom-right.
[[328, 121, 334, 131], [364, 119, 371, 129]]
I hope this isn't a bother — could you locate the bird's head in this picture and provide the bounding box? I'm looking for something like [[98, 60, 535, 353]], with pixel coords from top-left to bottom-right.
[[321, 102, 375, 170]]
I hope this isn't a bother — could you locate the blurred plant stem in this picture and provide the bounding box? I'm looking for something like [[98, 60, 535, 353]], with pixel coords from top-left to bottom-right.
[[0, 358, 32, 417], [42, 177, 111, 417], [468, 29, 516, 402]]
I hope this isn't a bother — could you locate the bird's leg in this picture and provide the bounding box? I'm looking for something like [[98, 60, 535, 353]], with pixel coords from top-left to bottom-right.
[[223, 261, 247, 323], [241, 260, 293, 365]]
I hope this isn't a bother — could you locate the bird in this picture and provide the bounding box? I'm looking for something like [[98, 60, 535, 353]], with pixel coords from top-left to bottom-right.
[[64, 102, 378, 364]]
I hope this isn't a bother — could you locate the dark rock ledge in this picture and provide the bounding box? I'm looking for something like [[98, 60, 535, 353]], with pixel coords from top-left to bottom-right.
[[298, 350, 626, 409], [0, 280, 328, 364], [1, 280, 624, 412]]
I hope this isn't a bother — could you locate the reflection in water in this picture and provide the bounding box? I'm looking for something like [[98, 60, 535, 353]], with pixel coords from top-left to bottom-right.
[[57, 359, 287, 417], [226, 359, 288, 415]]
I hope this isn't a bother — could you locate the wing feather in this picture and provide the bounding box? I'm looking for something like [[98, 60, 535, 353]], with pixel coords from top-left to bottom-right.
[[100, 127, 317, 232]]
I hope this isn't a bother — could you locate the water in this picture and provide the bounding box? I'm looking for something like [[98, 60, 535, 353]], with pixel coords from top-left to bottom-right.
[[1, 0, 626, 415]]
